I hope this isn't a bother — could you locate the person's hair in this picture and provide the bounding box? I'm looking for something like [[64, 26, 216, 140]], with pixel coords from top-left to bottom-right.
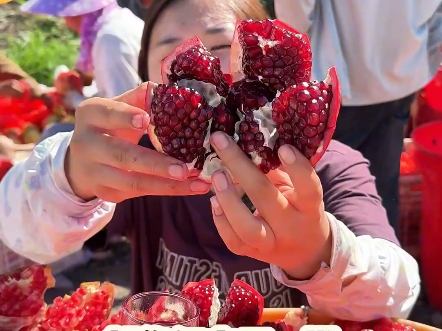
[[138, 0, 269, 82]]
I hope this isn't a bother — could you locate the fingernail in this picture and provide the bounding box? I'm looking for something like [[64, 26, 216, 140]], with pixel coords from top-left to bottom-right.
[[190, 180, 210, 192], [210, 196, 224, 216], [212, 171, 228, 191], [278, 145, 297, 164], [211, 132, 229, 150], [132, 114, 146, 129], [169, 164, 185, 179]]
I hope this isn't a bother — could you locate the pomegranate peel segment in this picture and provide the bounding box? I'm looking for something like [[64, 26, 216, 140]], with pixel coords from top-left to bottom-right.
[[230, 19, 244, 82], [43, 267, 55, 288], [306, 66, 341, 167]]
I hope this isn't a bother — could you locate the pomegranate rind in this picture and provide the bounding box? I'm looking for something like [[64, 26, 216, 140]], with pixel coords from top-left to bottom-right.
[[43, 267, 55, 289], [272, 20, 311, 78], [230, 20, 244, 82], [309, 66, 341, 166]]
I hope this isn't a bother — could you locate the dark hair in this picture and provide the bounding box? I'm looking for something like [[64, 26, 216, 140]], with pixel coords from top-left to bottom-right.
[[138, 0, 269, 82]]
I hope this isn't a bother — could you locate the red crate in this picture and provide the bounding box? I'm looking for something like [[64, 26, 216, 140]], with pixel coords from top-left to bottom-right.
[[399, 139, 422, 259]]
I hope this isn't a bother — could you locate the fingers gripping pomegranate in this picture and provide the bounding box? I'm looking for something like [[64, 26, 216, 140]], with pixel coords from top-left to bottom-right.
[[0, 265, 54, 331], [147, 19, 341, 182]]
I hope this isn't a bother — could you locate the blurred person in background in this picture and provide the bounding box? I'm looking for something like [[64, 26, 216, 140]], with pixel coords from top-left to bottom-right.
[[21, 0, 145, 149], [274, 0, 442, 234], [20, 0, 144, 264], [117, 0, 154, 18], [21, 0, 144, 99], [0, 54, 52, 107]]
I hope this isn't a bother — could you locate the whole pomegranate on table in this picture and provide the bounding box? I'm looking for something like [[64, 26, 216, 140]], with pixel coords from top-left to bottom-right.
[[147, 19, 340, 181]]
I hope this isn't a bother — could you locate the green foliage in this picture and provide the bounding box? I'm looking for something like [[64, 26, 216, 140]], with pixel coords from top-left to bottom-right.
[[1, 1, 79, 86]]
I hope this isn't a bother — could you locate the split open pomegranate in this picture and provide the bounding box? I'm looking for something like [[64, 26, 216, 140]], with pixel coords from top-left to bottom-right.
[[147, 19, 341, 182], [38, 281, 115, 331], [0, 265, 54, 331]]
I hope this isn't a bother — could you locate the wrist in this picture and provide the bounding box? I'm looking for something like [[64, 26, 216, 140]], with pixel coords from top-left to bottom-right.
[[283, 213, 332, 280], [64, 146, 96, 201]]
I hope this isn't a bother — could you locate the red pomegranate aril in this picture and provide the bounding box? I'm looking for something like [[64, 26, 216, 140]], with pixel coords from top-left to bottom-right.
[[226, 79, 276, 114], [0, 265, 54, 331], [38, 281, 115, 331], [236, 19, 312, 92], [149, 84, 213, 170], [211, 101, 240, 138], [217, 279, 264, 327], [168, 44, 230, 97], [272, 77, 336, 164], [90, 310, 123, 331]]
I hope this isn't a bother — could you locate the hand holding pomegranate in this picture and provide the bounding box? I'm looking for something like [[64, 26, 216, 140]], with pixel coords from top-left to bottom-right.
[[209, 131, 331, 280], [66, 82, 211, 202]]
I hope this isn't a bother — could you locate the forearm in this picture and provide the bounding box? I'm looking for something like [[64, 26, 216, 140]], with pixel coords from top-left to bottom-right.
[[0, 132, 117, 268], [271, 213, 420, 321]]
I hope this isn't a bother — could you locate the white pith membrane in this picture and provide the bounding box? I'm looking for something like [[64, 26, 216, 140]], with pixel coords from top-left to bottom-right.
[[208, 285, 220, 327], [172, 78, 279, 182]]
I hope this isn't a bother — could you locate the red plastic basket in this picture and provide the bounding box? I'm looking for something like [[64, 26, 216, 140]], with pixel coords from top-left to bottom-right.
[[399, 139, 422, 259], [412, 122, 442, 311]]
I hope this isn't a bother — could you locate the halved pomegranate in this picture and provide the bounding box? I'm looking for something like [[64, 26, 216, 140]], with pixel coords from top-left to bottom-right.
[[0, 265, 54, 331], [181, 278, 220, 327], [217, 279, 264, 327], [147, 19, 340, 182], [38, 281, 115, 330]]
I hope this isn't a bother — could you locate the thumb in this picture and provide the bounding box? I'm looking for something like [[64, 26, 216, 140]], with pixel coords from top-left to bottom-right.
[[113, 81, 156, 113]]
